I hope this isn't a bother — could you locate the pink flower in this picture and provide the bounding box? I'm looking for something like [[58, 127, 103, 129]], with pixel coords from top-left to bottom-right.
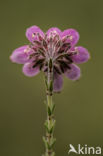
[[10, 26, 90, 92]]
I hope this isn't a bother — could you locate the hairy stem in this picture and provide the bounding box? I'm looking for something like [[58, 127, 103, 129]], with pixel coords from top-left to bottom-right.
[[43, 59, 56, 156]]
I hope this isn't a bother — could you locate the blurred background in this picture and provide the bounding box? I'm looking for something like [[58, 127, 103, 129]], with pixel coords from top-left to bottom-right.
[[0, 0, 103, 155]]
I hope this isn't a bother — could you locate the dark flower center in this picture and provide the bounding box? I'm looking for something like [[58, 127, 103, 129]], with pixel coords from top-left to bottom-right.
[[29, 31, 77, 74]]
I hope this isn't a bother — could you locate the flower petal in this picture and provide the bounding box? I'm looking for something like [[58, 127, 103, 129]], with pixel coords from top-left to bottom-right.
[[26, 25, 44, 43], [53, 72, 63, 92], [10, 45, 31, 64], [46, 27, 61, 37], [71, 46, 90, 64], [65, 64, 81, 81], [22, 63, 40, 77], [61, 29, 79, 46]]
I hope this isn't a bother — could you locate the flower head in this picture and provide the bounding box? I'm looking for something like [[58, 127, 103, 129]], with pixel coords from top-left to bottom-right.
[[10, 26, 90, 92]]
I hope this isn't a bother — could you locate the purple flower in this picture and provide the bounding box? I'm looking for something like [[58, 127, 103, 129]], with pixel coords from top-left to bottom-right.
[[10, 25, 90, 92]]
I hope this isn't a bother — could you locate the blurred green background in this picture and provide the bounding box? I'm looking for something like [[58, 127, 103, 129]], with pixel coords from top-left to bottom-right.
[[0, 0, 103, 155]]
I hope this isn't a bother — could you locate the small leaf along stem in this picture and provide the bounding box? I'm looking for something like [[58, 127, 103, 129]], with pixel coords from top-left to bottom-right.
[[43, 59, 56, 156]]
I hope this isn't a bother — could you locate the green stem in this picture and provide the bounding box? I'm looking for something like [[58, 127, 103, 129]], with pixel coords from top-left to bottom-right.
[[43, 59, 56, 156]]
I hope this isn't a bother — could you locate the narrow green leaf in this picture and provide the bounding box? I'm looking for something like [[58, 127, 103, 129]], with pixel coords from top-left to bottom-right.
[[50, 138, 56, 147], [49, 80, 53, 92], [51, 103, 55, 113], [43, 136, 48, 149], [48, 106, 52, 116]]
